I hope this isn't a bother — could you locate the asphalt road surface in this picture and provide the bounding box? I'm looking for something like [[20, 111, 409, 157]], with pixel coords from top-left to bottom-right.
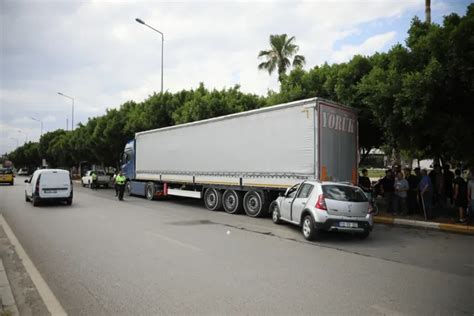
[[1, 178, 473, 315]]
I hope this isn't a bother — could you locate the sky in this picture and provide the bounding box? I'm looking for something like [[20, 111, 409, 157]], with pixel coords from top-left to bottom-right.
[[0, 0, 470, 154]]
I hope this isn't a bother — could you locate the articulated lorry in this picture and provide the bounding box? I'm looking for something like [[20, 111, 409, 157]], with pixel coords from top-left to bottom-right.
[[121, 97, 358, 217]]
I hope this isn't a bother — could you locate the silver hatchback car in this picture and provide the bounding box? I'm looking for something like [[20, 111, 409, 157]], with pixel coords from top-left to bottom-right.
[[270, 180, 374, 240]]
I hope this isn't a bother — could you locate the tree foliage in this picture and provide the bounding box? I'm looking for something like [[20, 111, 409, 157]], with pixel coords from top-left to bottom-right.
[[258, 34, 306, 82]]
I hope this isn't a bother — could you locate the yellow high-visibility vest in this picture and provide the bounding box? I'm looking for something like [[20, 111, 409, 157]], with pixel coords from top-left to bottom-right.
[[116, 175, 126, 185]]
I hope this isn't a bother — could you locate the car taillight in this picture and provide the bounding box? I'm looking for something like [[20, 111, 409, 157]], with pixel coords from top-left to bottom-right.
[[36, 175, 41, 193], [315, 194, 327, 211], [368, 202, 374, 214]]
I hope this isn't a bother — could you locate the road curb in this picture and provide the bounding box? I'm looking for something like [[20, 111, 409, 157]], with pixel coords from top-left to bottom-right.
[[374, 216, 474, 235], [0, 259, 19, 316]]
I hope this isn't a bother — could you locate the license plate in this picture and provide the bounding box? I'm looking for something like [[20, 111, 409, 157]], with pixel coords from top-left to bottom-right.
[[45, 190, 57, 194], [339, 222, 358, 228]]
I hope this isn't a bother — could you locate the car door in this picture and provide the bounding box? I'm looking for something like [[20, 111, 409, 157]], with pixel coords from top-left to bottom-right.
[[291, 183, 314, 223], [279, 183, 300, 221]]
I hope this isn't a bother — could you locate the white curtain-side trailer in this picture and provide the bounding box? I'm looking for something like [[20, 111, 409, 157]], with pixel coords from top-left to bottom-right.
[[121, 97, 358, 217]]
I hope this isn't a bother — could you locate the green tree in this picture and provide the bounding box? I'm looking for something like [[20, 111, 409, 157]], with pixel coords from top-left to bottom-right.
[[258, 34, 306, 83]]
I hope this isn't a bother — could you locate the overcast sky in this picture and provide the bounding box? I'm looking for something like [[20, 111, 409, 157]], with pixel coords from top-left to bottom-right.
[[0, 0, 469, 153]]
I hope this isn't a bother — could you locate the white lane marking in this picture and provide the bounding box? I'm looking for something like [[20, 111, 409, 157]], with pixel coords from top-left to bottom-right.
[[0, 215, 67, 316], [370, 304, 405, 315], [145, 231, 202, 252]]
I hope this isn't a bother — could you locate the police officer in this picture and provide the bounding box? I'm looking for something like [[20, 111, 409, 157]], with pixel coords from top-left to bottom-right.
[[115, 171, 126, 201], [91, 171, 98, 190]]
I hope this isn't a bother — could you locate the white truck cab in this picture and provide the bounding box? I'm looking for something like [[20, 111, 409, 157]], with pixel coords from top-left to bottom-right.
[[25, 169, 73, 206]]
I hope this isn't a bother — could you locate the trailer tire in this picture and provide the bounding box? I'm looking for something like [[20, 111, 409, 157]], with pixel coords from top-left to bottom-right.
[[145, 182, 155, 200], [204, 188, 223, 211], [243, 190, 266, 217], [125, 181, 132, 196], [222, 190, 243, 214]]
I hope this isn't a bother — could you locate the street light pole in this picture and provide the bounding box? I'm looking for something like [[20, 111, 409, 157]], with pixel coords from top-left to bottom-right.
[[58, 92, 75, 130], [136, 18, 164, 94], [30, 117, 43, 137]]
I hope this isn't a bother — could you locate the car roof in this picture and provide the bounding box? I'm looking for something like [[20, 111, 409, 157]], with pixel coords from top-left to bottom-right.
[[33, 169, 70, 175]]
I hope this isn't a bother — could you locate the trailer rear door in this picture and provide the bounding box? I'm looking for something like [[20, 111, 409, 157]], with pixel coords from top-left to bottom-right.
[[317, 100, 358, 183]]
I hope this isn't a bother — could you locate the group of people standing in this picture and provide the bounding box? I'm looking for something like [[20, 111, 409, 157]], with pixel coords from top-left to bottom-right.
[[360, 164, 474, 223]]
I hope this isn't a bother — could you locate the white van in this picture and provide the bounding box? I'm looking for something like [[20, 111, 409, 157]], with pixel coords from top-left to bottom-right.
[[25, 169, 73, 206]]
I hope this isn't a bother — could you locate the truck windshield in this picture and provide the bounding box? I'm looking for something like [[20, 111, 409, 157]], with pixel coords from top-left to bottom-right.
[[322, 185, 367, 202]]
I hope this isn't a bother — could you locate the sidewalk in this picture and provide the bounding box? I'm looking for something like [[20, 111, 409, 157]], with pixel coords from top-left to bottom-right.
[[0, 258, 18, 316], [373, 202, 474, 235]]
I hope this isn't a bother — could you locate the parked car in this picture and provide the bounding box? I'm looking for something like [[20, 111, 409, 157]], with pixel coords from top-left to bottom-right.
[[270, 181, 373, 240], [17, 168, 29, 176], [25, 169, 73, 206], [81, 170, 110, 188], [0, 168, 14, 185]]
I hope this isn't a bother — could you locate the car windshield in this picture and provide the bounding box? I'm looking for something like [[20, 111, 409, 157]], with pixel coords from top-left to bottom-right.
[[0, 168, 13, 174], [322, 185, 368, 202]]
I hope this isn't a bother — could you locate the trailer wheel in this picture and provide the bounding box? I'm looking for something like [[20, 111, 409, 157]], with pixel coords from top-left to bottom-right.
[[125, 181, 132, 196], [223, 190, 243, 214], [204, 188, 223, 211], [145, 182, 155, 200], [243, 190, 266, 217]]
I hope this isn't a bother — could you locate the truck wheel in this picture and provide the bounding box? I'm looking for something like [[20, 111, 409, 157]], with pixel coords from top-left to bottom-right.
[[204, 188, 223, 211], [25, 193, 29, 202], [270, 201, 281, 224], [66, 197, 73, 205], [222, 190, 243, 214], [32, 196, 40, 207], [243, 191, 266, 217], [145, 182, 155, 200], [125, 181, 132, 196]]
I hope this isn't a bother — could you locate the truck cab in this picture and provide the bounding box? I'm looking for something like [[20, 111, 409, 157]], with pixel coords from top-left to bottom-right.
[[121, 140, 136, 183]]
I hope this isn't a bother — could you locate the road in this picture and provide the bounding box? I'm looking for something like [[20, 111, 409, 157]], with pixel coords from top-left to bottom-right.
[[0, 178, 473, 315]]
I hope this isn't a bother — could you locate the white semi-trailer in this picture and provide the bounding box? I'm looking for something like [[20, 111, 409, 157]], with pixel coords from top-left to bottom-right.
[[121, 97, 359, 217]]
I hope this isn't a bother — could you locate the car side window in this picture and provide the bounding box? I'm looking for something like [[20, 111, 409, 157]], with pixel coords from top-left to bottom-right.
[[286, 184, 300, 199], [296, 184, 314, 199]]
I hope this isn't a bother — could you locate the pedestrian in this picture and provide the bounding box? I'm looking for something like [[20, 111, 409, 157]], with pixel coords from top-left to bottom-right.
[[393, 171, 409, 215], [429, 164, 445, 208], [443, 164, 454, 206], [380, 169, 395, 214], [91, 171, 98, 190], [113, 170, 119, 196], [115, 171, 127, 201], [359, 169, 372, 197], [467, 169, 474, 222], [404, 167, 420, 214], [419, 169, 434, 220], [453, 169, 468, 223]]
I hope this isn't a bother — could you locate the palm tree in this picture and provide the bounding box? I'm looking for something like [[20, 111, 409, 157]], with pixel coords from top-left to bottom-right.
[[258, 34, 306, 83]]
